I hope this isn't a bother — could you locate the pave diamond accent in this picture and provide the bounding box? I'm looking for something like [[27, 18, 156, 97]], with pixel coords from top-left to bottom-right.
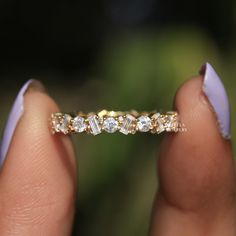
[[72, 116, 87, 133], [137, 115, 151, 132], [120, 114, 136, 135], [152, 113, 165, 133], [87, 115, 101, 135], [103, 117, 118, 133]]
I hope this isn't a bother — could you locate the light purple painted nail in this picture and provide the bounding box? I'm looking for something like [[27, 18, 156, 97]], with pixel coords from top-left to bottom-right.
[[0, 79, 44, 166], [200, 62, 231, 139]]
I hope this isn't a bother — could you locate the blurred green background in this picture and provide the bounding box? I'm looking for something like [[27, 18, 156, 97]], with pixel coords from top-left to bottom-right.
[[0, 1, 236, 235]]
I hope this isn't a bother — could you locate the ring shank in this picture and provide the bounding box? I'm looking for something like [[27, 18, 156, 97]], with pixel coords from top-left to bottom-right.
[[50, 110, 184, 135]]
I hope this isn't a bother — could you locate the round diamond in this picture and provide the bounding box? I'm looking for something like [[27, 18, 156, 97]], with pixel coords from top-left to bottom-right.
[[137, 116, 151, 132], [72, 116, 87, 133], [103, 117, 118, 133]]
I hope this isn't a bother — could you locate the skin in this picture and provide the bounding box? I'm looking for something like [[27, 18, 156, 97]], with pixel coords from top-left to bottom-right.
[[0, 75, 235, 235]]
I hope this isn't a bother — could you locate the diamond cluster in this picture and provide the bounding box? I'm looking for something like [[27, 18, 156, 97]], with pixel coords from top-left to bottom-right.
[[51, 111, 180, 136]]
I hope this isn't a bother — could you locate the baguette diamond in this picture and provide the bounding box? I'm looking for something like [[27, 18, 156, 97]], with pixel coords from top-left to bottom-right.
[[152, 113, 165, 133], [120, 114, 136, 135], [88, 115, 101, 135], [164, 112, 178, 131]]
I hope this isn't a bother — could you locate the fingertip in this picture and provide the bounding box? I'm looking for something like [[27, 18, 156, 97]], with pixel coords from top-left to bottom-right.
[[150, 67, 236, 235], [158, 74, 235, 211], [0, 89, 76, 235]]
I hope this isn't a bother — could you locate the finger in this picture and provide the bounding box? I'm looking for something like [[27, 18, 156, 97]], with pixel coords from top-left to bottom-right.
[[150, 63, 236, 235], [0, 80, 76, 236]]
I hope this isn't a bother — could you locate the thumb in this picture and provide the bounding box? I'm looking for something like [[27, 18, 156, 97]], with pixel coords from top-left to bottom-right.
[[150, 63, 236, 235], [0, 80, 77, 236]]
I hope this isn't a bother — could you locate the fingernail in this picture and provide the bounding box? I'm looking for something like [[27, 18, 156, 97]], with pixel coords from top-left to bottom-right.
[[0, 79, 46, 166], [200, 62, 231, 139]]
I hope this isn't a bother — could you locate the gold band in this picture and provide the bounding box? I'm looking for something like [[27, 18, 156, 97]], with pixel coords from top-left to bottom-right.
[[50, 110, 184, 136]]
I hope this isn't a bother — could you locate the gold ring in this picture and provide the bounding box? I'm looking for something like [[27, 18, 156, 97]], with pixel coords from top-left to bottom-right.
[[50, 110, 184, 135]]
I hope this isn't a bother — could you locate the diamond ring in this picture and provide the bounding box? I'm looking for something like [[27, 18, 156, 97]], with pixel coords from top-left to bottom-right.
[[50, 110, 184, 136]]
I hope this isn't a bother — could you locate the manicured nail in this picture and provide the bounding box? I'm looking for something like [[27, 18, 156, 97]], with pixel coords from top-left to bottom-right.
[[200, 62, 230, 139], [0, 79, 45, 166]]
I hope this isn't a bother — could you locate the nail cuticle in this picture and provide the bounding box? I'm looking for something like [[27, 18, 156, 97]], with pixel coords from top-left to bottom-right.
[[198, 88, 209, 106], [26, 80, 46, 94]]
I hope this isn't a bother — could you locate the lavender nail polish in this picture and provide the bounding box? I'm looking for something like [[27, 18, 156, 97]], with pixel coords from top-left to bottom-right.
[[0, 79, 43, 166], [200, 62, 231, 139]]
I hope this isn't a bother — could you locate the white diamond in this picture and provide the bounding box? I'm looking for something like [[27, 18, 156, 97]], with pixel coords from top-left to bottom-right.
[[52, 113, 72, 134], [72, 116, 87, 133], [165, 113, 178, 131], [60, 114, 72, 134], [103, 117, 118, 133], [51, 113, 62, 133], [152, 113, 165, 133], [120, 114, 136, 135], [88, 115, 101, 135], [165, 116, 172, 131], [137, 116, 151, 132]]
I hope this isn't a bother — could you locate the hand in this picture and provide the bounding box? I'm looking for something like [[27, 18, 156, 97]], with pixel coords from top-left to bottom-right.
[[0, 63, 235, 235]]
